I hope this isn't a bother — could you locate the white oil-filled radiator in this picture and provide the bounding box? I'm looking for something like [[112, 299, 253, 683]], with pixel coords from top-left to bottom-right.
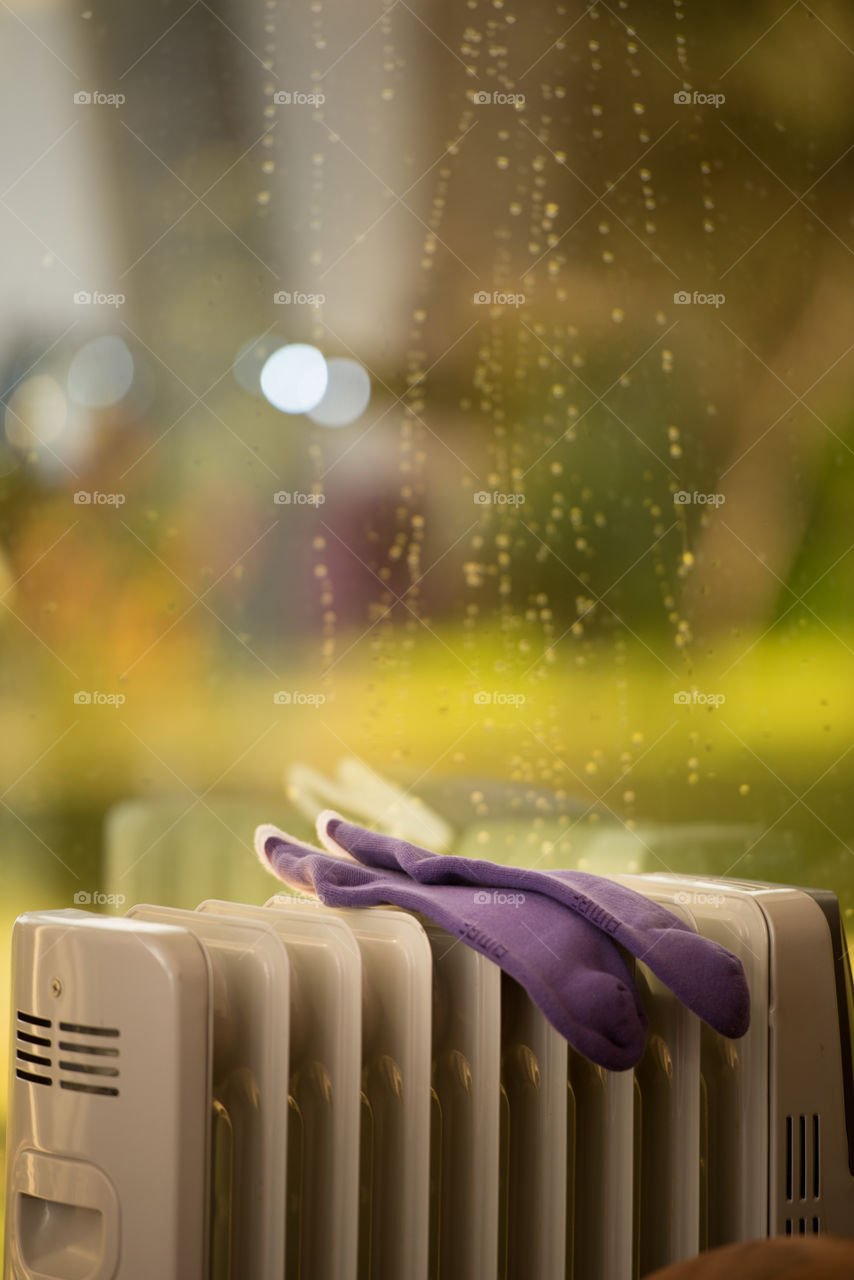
[[4, 873, 854, 1279]]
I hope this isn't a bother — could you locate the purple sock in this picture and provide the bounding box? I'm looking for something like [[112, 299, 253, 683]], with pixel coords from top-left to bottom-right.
[[317, 814, 750, 1040], [255, 824, 649, 1070]]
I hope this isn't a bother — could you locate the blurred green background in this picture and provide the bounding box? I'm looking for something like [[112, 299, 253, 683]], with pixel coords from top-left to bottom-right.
[[3, 0, 854, 1245]]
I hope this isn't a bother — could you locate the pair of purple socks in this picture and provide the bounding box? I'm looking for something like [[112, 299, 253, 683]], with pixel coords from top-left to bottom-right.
[[255, 814, 749, 1071]]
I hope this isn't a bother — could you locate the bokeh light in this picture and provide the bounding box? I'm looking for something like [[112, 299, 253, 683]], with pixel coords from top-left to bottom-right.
[[67, 336, 134, 409], [260, 343, 328, 414], [308, 357, 371, 427], [3, 374, 67, 449]]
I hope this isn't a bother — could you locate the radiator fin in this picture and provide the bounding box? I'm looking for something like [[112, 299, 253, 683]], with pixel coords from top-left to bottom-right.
[[358, 1091, 373, 1280], [287, 1094, 305, 1278], [210, 1098, 234, 1280]]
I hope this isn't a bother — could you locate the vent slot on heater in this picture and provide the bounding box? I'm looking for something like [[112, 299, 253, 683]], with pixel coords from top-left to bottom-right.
[[785, 1113, 822, 1236], [14, 1011, 121, 1093], [56, 1024, 120, 1095], [15, 1010, 52, 1087], [59, 1019, 121, 1097]]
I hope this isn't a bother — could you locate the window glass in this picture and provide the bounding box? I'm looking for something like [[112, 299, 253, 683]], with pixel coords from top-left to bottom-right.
[[2, 0, 854, 1235]]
